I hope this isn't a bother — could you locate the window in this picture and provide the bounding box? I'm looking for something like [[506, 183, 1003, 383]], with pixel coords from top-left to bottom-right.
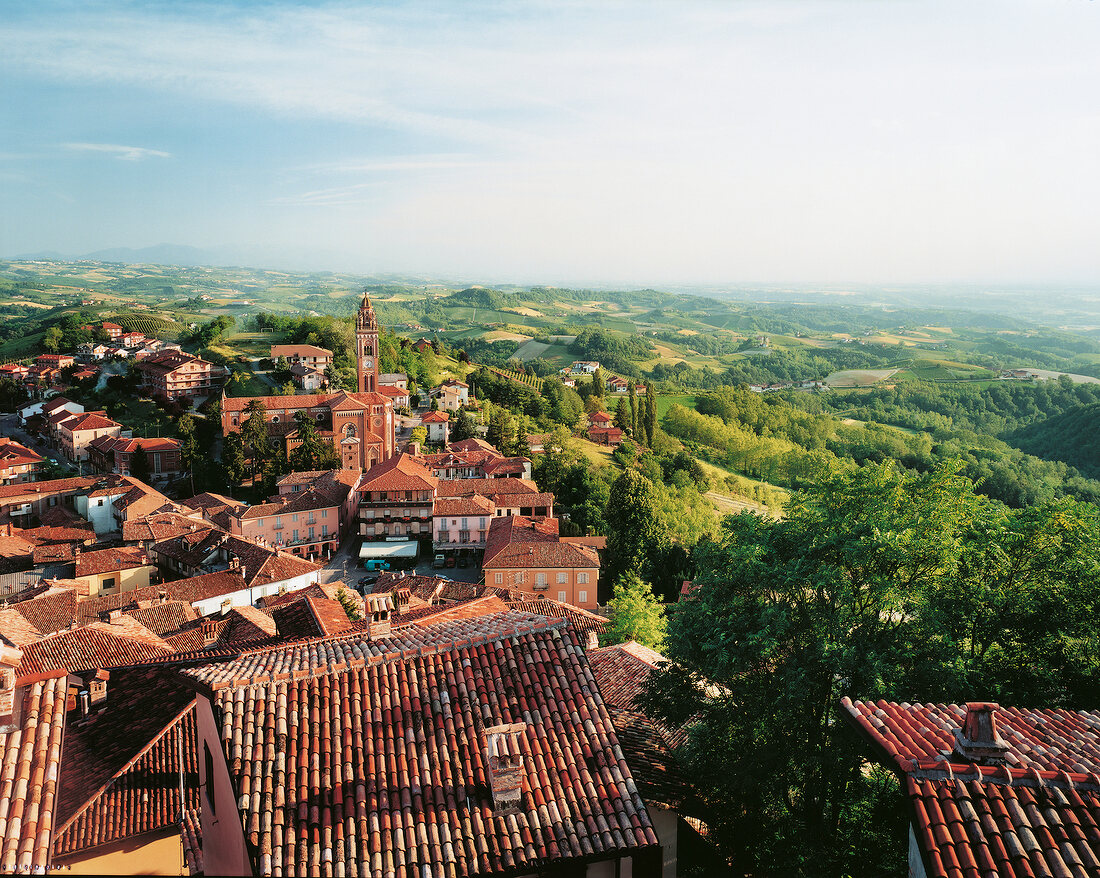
[[204, 743, 216, 816], [536, 573, 547, 586], [558, 591, 567, 602], [321, 509, 328, 518], [579, 591, 588, 604], [97, 499, 104, 507], [292, 514, 298, 523], [495, 572, 503, 584], [292, 529, 299, 542], [102, 577, 116, 591], [557, 572, 567, 584], [577, 572, 589, 584], [271, 416, 279, 424], [308, 527, 315, 540]]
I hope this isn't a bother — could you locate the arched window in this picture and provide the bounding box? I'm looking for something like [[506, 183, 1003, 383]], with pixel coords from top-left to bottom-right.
[[271, 416, 279, 424], [343, 423, 356, 438]]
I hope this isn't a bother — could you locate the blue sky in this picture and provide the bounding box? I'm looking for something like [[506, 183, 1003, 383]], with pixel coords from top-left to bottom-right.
[[1, 1, 1098, 285]]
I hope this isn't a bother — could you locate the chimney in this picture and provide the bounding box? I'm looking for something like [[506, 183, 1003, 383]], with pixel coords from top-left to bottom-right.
[[365, 592, 394, 638], [485, 722, 527, 812], [408, 441, 420, 457], [394, 587, 411, 615], [88, 669, 109, 706], [953, 703, 1010, 765], [219, 598, 232, 615], [73, 544, 81, 558], [201, 618, 219, 646], [0, 644, 24, 725], [228, 557, 240, 570]]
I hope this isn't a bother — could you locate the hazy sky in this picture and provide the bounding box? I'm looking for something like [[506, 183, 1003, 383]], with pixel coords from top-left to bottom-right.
[[2, 1, 1098, 285]]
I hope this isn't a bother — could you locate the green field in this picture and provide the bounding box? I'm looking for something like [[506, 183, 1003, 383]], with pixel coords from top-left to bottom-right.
[[656, 393, 697, 418]]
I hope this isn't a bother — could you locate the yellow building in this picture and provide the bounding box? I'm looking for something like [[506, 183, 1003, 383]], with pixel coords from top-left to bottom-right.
[[73, 546, 156, 597]]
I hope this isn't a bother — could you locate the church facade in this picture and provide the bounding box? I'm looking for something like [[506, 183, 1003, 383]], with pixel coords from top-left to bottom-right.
[[220, 296, 396, 470]]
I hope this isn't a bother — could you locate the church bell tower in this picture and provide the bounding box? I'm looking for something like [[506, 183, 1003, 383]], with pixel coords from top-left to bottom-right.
[[356, 295, 379, 393]]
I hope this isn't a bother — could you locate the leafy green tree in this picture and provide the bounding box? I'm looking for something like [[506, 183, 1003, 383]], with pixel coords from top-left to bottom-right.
[[221, 432, 247, 494], [128, 442, 152, 483], [42, 326, 63, 353], [451, 410, 477, 442], [288, 411, 338, 472], [240, 400, 269, 478], [591, 366, 605, 399], [603, 572, 667, 651], [613, 397, 630, 431], [605, 468, 665, 584], [629, 390, 638, 436], [177, 414, 200, 495], [639, 460, 1100, 876], [644, 383, 657, 446], [410, 426, 427, 446]]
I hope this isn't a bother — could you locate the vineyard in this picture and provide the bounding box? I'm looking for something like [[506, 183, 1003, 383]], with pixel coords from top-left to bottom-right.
[[483, 365, 544, 392], [112, 313, 183, 339]]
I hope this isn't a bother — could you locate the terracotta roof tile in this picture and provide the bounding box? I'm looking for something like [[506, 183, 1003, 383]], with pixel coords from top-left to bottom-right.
[[187, 611, 658, 874], [17, 626, 172, 676], [53, 669, 198, 859], [507, 598, 609, 639], [360, 452, 439, 492], [842, 698, 1100, 878], [0, 674, 68, 873], [437, 476, 540, 497], [74, 547, 151, 578], [124, 601, 198, 636], [8, 588, 79, 635], [180, 807, 202, 876], [0, 608, 42, 647]]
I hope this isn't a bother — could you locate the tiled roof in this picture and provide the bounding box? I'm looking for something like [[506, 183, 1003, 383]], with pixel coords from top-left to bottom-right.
[[17, 522, 97, 545], [488, 490, 555, 509], [486, 539, 600, 571], [189, 612, 658, 875], [133, 350, 211, 376], [9, 588, 79, 635], [180, 491, 245, 513], [421, 409, 449, 422], [124, 601, 198, 636], [74, 547, 151, 578], [53, 670, 198, 860], [0, 608, 42, 647], [0, 673, 68, 873], [0, 438, 43, 467], [88, 435, 180, 454], [842, 698, 1100, 878], [17, 626, 172, 676], [302, 594, 355, 635], [162, 570, 248, 606], [73, 584, 167, 626], [0, 476, 101, 501], [437, 476, 540, 497], [122, 512, 210, 544], [59, 412, 120, 433], [360, 452, 438, 492], [507, 598, 609, 639], [433, 494, 495, 517], [270, 344, 332, 358], [587, 642, 695, 811], [220, 606, 279, 643], [235, 486, 340, 520], [448, 438, 497, 453], [180, 807, 202, 875], [394, 595, 510, 628], [372, 571, 455, 602], [86, 615, 170, 650], [221, 389, 391, 414]]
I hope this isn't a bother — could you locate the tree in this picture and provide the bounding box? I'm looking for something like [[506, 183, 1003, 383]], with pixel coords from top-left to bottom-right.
[[638, 461, 1100, 875], [335, 586, 362, 621], [591, 366, 605, 399], [288, 411, 339, 472], [628, 390, 638, 436], [240, 400, 269, 478], [410, 426, 427, 446], [604, 468, 665, 585], [603, 572, 667, 651], [222, 432, 247, 494], [451, 410, 477, 442], [613, 397, 630, 431], [128, 442, 152, 483], [177, 414, 200, 495], [42, 326, 63, 353], [644, 383, 657, 447]]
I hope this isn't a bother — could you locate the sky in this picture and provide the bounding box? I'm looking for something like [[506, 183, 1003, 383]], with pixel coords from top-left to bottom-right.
[[1, 0, 1098, 286]]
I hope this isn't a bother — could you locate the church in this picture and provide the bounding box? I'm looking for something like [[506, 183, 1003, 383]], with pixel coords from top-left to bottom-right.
[[221, 296, 396, 470]]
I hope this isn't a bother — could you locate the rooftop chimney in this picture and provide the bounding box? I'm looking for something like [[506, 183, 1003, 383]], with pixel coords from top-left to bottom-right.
[[201, 618, 219, 646], [394, 587, 411, 615], [953, 702, 1010, 765], [485, 722, 527, 812], [88, 669, 109, 706], [0, 644, 24, 726], [365, 592, 394, 638]]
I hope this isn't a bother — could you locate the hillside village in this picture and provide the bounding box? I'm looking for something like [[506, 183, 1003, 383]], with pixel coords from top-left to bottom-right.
[[0, 272, 1093, 876]]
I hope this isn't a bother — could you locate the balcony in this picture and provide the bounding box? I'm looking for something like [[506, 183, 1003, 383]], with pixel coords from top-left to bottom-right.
[[533, 582, 549, 592]]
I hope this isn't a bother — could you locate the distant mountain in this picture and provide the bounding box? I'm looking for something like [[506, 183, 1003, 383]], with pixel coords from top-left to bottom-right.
[[1008, 402, 1100, 479], [80, 243, 221, 266], [12, 249, 70, 260]]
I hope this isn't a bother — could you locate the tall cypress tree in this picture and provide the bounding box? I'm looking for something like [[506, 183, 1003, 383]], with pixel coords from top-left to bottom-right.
[[629, 391, 638, 437], [644, 383, 657, 446]]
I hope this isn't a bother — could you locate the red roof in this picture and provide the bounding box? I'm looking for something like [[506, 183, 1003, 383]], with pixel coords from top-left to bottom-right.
[[53, 670, 198, 861], [74, 547, 151, 578], [360, 452, 438, 492], [506, 598, 609, 639], [0, 673, 68, 872], [221, 389, 391, 414], [59, 412, 121, 433], [421, 410, 449, 422], [436, 476, 539, 497], [842, 698, 1100, 878], [589, 411, 613, 424], [180, 612, 659, 874], [483, 516, 599, 570], [17, 626, 172, 676]]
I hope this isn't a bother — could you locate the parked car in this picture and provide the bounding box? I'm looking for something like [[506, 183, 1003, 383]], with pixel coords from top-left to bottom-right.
[[364, 559, 391, 571], [358, 574, 379, 587], [444, 555, 456, 568], [457, 555, 470, 568], [432, 553, 446, 569]]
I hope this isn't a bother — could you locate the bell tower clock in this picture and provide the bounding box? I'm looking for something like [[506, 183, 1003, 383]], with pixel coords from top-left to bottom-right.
[[356, 294, 379, 393]]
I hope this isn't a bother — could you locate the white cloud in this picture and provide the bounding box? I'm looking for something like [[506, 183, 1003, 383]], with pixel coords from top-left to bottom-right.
[[64, 143, 172, 161]]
